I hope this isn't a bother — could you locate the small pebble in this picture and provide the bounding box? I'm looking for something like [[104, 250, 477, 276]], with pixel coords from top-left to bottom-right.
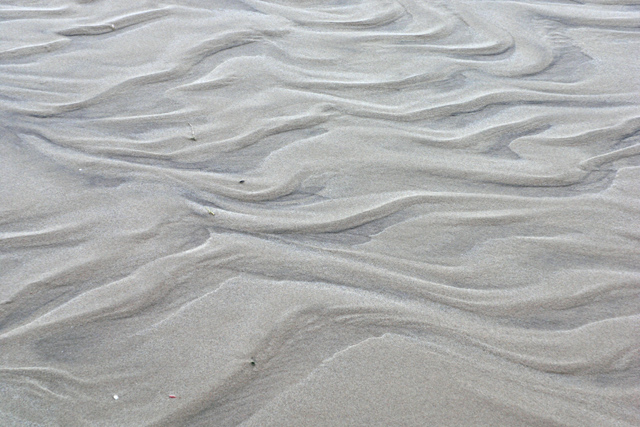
[[113, 395, 119, 400], [238, 180, 245, 184]]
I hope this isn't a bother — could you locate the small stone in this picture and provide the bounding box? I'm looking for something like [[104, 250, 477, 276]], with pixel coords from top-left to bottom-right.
[[113, 395, 119, 400]]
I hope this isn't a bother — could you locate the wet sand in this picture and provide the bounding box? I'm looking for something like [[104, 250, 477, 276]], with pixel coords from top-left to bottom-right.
[[1, 0, 640, 425]]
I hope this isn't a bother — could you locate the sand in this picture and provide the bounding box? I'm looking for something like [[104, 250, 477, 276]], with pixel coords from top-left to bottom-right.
[[1, 0, 639, 426]]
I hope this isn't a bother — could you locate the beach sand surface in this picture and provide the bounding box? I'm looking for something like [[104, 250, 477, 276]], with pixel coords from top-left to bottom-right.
[[1, 0, 640, 425]]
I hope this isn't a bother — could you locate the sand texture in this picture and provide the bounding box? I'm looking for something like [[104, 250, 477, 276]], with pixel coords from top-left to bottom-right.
[[1, 0, 640, 426]]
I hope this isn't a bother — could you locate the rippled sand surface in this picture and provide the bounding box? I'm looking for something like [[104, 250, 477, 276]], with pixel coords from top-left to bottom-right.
[[2, 1, 640, 425]]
